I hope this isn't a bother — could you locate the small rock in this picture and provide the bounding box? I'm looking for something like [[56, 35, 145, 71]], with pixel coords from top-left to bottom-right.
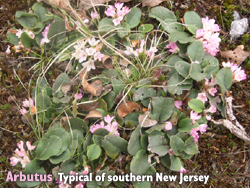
[[230, 11, 249, 40]]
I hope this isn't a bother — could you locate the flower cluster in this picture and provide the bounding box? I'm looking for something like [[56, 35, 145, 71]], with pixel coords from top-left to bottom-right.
[[165, 41, 179, 53], [90, 115, 119, 136], [73, 37, 104, 71], [10, 141, 36, 168], [124, 39, 158, 58], [20, 98, 36, 115], [196, 17, 221, 56], [222, 61, 247, 82], [40, 24, 51, 45], [105, 2, 130, 26]]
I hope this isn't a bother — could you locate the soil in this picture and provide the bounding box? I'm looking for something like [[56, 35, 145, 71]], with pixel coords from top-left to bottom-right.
[[0, 0, 250, 188]]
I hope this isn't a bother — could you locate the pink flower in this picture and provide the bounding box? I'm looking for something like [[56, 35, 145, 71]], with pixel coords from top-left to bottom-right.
[[190, 128, 199, 142], [59, 182, 70, 188], [180, 166, 187, 173], [74, 93, 83, 100], [208, 87, 217, 96], [85, 47, 96, 56], [10, 157, 21, 166], [196, 17, 221, 56], [90, 11, 99, 19], [6, 45, 11, 54], [81, 60, 96, 71], [74, 50, 87, 63], [112, 16, 123, 26], [83, 166, 89, 175], [205, 114, 211, 121], [22, 98, 34, 108], [164, 122, 173, 131], [105, 6, 116, 17], [190, 110, 201, 124], [15, 148, 26, 157], [222, 62, 247, 82], [17, 141, 24, 151], [165, 41, 178, 53], [75, 183, 84, 188], [199, 124, 208, 133], [104, 115, 114, 124], [168, 148, 174, 156], [70, 171, 76, 175], [16, 29, 23, 38], [208, 105, 216, 113], [174, 101, 183, 109], [197, 92, 207, 103], [88, 37, 100, 46], [26, 141, 36, 150], [115, 2, 124, 10], [20, 154, 30, 168], [94, 51, 104, 61], [147, 46, 158, 58], [41, 24, 51, 45], [20, 108, 28, 115]]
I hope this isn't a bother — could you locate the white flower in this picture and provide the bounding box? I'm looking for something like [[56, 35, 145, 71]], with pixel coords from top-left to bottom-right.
[[82, 60, 96, 71], [85, 47, 97, 56], [94, 51, 104, 61], [88, 37, 100, 47]]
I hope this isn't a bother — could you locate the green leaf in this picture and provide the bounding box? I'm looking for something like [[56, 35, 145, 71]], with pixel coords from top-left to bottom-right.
[[96, 169, 115, 186], [16, 159, 46, 187], [35, 135, 62, 160], [149, 6, 176, 23], [102, 135, 128, 159], [190, 63, 205, 82], [38, 92, 52, 110], [7, 33, 19, 45], [148, 131, 169, 157], [52, 73, 70, 94], [32, 2, 50, 22], [167, 73, 193, 95], [165, 55, 183, 77], [133, 181, 151, 188], [15, 11, 38, 29], [188, 99, 204, 113], [125, 7, 141, 29], [44, 128, 71, 155], [184, 137, 199, 155], [102, 91, 116, 111], [150, 97, 174, 122], [216, 67, 233, 94], [170, 135, 185, 156], [184, 11, 202, 28], [129, 33, 145, 41], [111, 79, 125, 95], [48, 19, 66, 47], [60, 159, 75, 174], [175, 61, 190, 77], [65, 117, 89, 133], [133, 87, 156, 102], [124, 112, 140, 127], [170, 32, 195, 44], [117, 22, 130, 38], [130, 149, 151, 175], [128, 125, 142, 155], [162, 22, 184, 33], [20, 32, 38, 48], [178, 118, 199, 132], [170, 155, 182, 171], [138, 24, 154, 33], [187, 41, 204, 62], [87, 144, 102, 161], [98, 18, 115, 33], [49, 149, 70, 164]]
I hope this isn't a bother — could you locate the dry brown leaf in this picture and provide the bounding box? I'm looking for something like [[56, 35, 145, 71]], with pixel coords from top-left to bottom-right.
[[141, 0, 169, 7], [220, 45, 250, 64], [61, 83, 72, 95], [138, 111, 158, 127], [117, 101, 140, 118], [102, 55, 113, 69], [37, 0, 72, 12], [85, 110, 103, 119], [79, 101, 101, 111], [82, 78, 103, 96], [7, 95, 16, 103]]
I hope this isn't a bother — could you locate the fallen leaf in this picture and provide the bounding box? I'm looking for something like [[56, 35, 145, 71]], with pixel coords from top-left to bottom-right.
[[117, 101, 140, 118], [79, 0, 131, 9], [220, 45, 250, 64], [79, 101, 101, 111], [61, 83, 72, 95], [119, 59, 130, 67], [7, 95, 16, 103], [141, 0, 169, 7], [82, 78, 103, 96], [85, 110, 103, 119], [138, 111, 158, 127], [102, 55, 113, 69]]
